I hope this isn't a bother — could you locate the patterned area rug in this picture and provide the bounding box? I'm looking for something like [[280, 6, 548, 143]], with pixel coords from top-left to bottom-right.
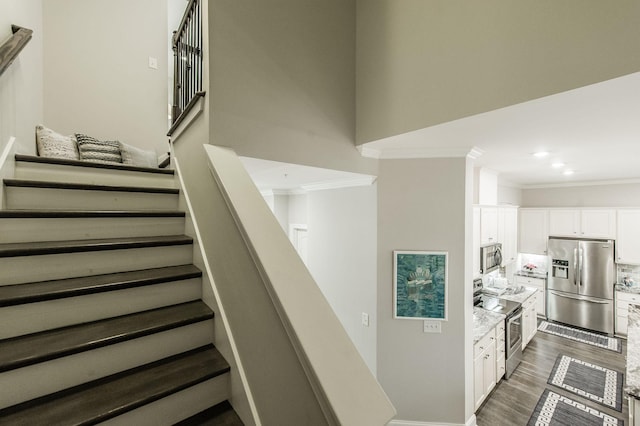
[[527, 389, 624, 426], [548, 354, 624, 412], [538, 321, 622, 353]]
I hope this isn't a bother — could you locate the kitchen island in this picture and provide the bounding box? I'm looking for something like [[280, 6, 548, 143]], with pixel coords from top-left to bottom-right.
[[625, 304, 640, 425]]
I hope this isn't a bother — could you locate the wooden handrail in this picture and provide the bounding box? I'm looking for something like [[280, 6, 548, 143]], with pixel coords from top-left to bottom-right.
[[0, 25, 33, 77]]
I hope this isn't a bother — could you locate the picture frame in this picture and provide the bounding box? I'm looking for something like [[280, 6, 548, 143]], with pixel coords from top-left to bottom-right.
[[393, 250, 448, 320]]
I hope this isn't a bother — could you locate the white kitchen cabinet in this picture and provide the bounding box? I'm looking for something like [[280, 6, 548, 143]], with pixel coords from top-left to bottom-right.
[[615, 291, 640, 336], [480, 207, 498, 245], [498, 206, 518, 266], [473, 207, 482, 278], [522, 291, 538, 350], [495, 320, 506, 383], [548, 209, 616, 239], [515, 276, 546, 317], [617, 210, 640, 265], [519, 209, 549, 255], [474, 327, 497, 411]]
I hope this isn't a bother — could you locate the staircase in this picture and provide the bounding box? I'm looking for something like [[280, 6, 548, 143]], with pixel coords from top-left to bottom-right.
[[0, 154, 244, 425]]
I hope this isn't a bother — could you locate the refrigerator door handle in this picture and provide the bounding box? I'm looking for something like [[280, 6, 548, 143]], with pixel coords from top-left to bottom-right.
[[578, 248, 583, 286], [573, 248, 578, 286], [549, 291, 610, 304]]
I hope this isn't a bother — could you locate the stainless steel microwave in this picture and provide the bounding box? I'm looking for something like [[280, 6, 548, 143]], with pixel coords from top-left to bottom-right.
[[481, 243, 503, 275]]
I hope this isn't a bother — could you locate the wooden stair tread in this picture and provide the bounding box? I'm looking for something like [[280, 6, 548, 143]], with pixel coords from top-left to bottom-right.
[[175, 401, 244, 426], [0, 265, 201, 307], [0, 209, 185, 218], [0, 235, 193, 258], [14, 154, 174, 175], [0, 345, 229, 425], [0, 300, 213, 373], [3, 178, 179, 194]]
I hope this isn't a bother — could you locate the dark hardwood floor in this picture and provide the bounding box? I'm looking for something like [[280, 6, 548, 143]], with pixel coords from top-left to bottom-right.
[[476, 324, 628, 425]]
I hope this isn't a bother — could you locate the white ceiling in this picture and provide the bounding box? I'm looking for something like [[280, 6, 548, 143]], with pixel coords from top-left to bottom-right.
[[360, 72, 640, 188], [242, 72, 640, 191]]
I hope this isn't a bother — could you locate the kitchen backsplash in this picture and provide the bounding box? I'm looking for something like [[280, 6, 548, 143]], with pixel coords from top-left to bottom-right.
[[618, 264, 640, 287], [517, 253, 548, 274]]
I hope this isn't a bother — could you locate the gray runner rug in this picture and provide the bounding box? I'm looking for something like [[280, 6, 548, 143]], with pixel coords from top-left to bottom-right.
[[538, 321, 622, 353], [548, 354, 624, 412], [527, 389, 624, 426]]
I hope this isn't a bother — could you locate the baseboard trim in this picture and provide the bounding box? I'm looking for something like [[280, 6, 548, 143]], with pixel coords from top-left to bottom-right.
[[388, 415, 476, 426]]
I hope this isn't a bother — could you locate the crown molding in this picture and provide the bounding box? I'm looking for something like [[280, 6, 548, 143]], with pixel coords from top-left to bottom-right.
[[522, 178, 640, 190], [358, 145, 484, 160]]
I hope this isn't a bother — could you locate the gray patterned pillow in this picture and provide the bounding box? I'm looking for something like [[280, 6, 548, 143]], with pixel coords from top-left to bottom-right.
[[36, 125, 80, 160], [120, 142, 157, 168], [75, 134, 123, 164]]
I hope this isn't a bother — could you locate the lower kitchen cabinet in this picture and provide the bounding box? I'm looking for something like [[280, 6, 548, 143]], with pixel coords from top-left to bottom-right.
[[616, 291, 640, 336], [495, 320, 506, 382], [474, 325, 498, 411], [522, 291, 538, 350], [515, 276, 546, 317]]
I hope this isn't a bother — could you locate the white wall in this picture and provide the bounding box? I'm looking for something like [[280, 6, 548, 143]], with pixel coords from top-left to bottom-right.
[[306, 185, 378, 374], [377, 157, 473, 424], [0, 0, 43, 155], [42, 0, 169, 154], [288, 193, 308, 226], [209, 0, 377, 176], [356, 0, 640, 144], [498, 184, 522, 206], [522, 182, 640, 207]]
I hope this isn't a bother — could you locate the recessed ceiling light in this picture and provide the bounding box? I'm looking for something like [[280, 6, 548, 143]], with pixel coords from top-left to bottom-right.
[[552, 162, 565, 168], [533, 151, 549, 158], [563, 170, 574, 176]]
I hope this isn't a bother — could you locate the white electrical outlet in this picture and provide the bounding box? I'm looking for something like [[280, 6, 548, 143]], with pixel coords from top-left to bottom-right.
[[361, 312, 370, 327], [148, 56, 158, 70], [423, 320, 441, 333]]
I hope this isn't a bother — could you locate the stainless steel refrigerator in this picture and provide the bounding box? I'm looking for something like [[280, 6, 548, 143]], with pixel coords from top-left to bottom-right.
[[547, 237, 615, 335]]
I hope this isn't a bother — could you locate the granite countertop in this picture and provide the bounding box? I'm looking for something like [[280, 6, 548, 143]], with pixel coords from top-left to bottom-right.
[[473, 307, 506, 344], [497, 286, 537, 304], [625, 304, 640, 399], [615, 284, 640, 295], [515, 270, 548, 280]]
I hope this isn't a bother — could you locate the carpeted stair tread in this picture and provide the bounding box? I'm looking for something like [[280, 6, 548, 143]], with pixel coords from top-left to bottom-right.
[[0, 265, 202, 307], [0, 300, 214, 373], [14, 154, 174, 175], [3, 178, 179, 194], [175, 401, 244, 426], [0, 234, 193, 258], [0, 209, 185, 218], [0, 345, 229, 425]]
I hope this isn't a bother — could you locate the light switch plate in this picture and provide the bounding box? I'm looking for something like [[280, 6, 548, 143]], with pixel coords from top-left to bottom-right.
[[361, 312, 369, 327], [423, 320, 442, 333], [148, 56, 158, 69]]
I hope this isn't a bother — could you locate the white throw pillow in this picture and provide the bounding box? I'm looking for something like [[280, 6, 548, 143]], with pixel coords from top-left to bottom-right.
[[36, 125, 80, 160], [120, 142, 158, 168]]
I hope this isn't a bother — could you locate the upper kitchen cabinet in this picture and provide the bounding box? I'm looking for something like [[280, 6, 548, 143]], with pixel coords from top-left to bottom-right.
[[498, 206, 518, 266], [519, 208, 549, 255], [617, 210, 640, 264], [548, 209, 616, 239], [480, 207, 498, 245]]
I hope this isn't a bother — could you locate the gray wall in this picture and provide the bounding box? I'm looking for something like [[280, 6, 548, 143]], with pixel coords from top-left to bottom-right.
[[208, 0, 377, 176], [307, 185, 378, 374], [522, 182, 640, 207], [0, 0, 43, 155], [377, 157, 473, 423], [356, 0, 640, 144], [42, 0, 169, 153]]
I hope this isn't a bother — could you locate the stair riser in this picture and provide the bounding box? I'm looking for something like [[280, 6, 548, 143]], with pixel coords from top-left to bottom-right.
[[4, 187, 179, 211], [0, 278, 202, 339], [0, 245, 193, 286], [100, 375, 230, 426], [15, 162, 176, 189], [0, 217, 186, 243], [0, 321, 214, 409]]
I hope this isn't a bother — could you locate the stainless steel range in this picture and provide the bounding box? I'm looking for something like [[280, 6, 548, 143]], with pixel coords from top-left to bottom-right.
[[473, 278, 523, 379]]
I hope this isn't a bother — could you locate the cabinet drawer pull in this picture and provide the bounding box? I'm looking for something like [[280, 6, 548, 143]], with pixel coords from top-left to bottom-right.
[[484, 354, 491, 360]]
